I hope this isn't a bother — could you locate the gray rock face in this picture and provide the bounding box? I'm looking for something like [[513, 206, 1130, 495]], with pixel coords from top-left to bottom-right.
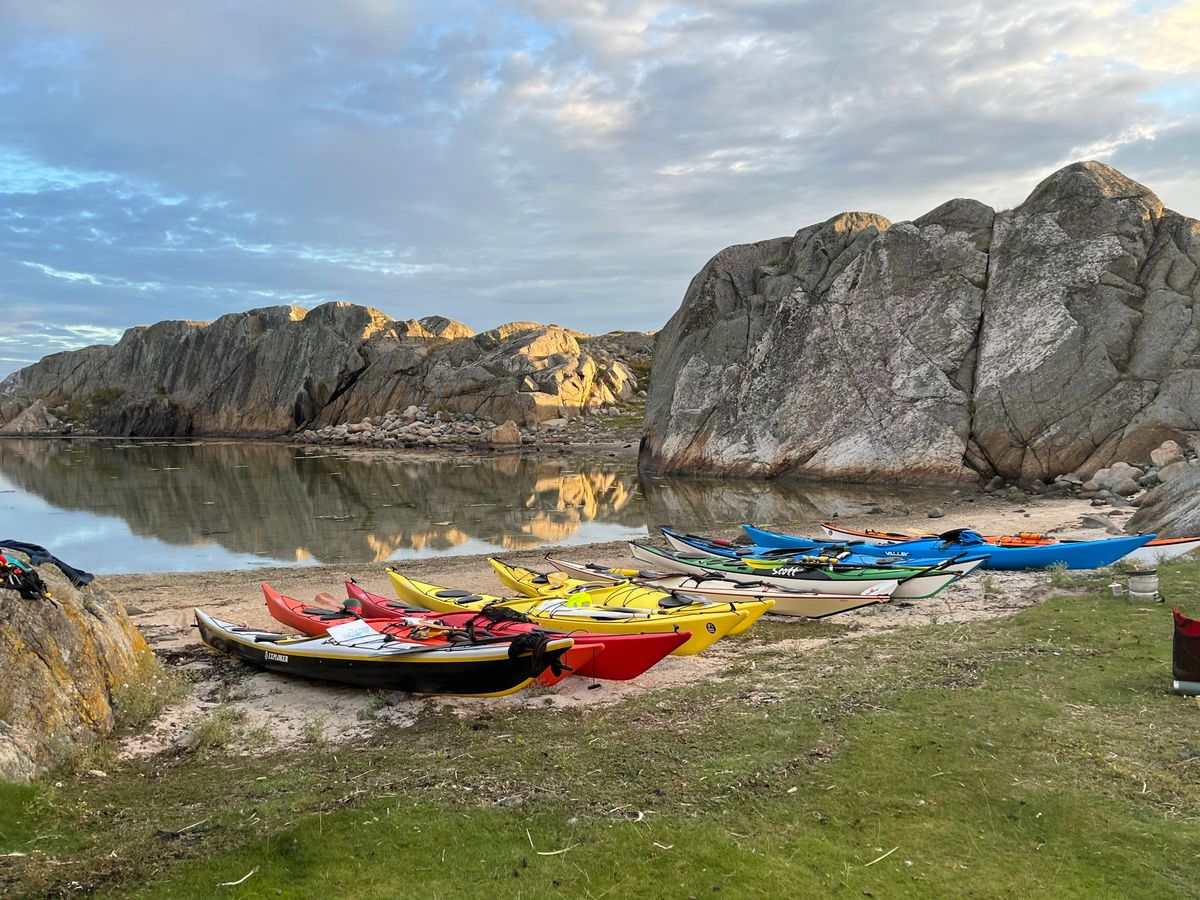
[[0, 304, 642, 434], [642, 161, 1200, 482]]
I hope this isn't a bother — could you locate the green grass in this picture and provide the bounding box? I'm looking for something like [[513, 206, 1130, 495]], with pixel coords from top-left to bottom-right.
[[89, 387, 125, 409], [598, 410, 645, 430], [186, 707, 248, 754], [625, 357, 652, 391], [2, 563, 1199, 897]]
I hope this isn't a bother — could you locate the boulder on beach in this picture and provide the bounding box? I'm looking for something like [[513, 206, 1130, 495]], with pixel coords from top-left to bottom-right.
[[0, 399, 63, 434], [641, 160, 1200, 483], [488, 420, 523, 446], [0, 555, 151, 781], [1128, 464, 1200, 537]]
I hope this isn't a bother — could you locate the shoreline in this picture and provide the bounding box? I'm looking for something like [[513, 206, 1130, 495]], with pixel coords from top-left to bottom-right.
[[108, 489, 1124, 757], [0, 428, 643, 463]]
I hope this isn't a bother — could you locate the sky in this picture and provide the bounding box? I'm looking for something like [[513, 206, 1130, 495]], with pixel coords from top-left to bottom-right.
[[0, 0, 1197, 377]]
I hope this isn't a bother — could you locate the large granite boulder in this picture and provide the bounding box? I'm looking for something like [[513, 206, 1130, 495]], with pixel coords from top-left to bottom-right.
[[0, 556, 151, 780], [0, 399, 62, 435], [641, 161, 1200, 483], [0, 304, 642, 435], [1127, 464, 1200, 538]]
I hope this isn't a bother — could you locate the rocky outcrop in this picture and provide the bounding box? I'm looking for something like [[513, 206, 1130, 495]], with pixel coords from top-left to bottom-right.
[[0, 399, 61, 435], [0, 555, 150, 780], [580, 330, 655, 363], [0, 305, 641, 435], [312, 320, 637, 428], [1127, 462, 1200, 537], [641, 161, 1200, 483]]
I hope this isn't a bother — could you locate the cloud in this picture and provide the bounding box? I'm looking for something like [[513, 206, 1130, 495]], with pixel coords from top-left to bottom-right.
[[0, 0, 1197, 376]]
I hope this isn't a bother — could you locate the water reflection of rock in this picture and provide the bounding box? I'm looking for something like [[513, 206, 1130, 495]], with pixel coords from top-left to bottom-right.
[[0, 440, 644, 564], [639, 476, 960, 532]]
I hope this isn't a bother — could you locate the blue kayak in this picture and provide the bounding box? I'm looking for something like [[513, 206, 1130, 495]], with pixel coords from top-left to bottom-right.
[[740, 524, 1155, 571], [659, 527, 970, 571]]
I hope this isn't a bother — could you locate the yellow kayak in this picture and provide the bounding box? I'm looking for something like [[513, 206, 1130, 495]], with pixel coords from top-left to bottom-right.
[[487, 558, 772, 636], [386, 569, 753, 656]]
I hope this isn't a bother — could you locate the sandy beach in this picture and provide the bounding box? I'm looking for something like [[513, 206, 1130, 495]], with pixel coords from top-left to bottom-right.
[[107, 488, 1122, 757]]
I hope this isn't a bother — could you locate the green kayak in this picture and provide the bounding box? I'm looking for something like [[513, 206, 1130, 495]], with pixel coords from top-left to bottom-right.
[[628, 542, 985, 600]]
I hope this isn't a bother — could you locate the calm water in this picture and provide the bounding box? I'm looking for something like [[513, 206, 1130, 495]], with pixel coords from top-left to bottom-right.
[[0, 438, 957, 574]]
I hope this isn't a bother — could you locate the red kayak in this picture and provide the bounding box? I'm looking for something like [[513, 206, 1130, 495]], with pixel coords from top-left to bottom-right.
[[263, 583, 687, 681], [261, 583, 592, 687], [345, 580, 690, 681]]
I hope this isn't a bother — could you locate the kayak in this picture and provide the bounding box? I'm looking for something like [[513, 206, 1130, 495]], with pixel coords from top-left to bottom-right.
[[807, 524, 1156, 570], [544, 556, 896, 618], [629, 542, 978, 600], [194, 607, 574, 697], [260, 583, 594, 687], [343, 580, 690, 680], [662, 527, 962, 569], [486, 558, 773, 635], [813, 525, 1198, 566], [386, 568, 749, 655]]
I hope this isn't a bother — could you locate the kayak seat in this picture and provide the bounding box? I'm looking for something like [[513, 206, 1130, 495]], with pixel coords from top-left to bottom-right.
[[658, 596, 693, 609], [530, 575, 551, 584], [435, 589, 475, 598], [301, 606, 350, 619]]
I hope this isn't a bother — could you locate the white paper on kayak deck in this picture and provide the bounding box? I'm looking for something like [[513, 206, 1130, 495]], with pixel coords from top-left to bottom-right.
[[326, 619, 381, 643]]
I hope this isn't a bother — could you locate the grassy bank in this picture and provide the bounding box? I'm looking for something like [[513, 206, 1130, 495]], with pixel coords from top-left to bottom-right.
[[2, 564, 1199, 897]]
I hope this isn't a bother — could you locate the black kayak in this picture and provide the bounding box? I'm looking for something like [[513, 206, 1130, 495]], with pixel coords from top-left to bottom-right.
[[194, 608, 574, 697]]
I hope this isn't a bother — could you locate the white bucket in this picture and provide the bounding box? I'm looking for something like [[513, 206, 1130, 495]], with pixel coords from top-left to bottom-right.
[[1128, 568, 1161, 603], [1128, 568, 1159, 595]]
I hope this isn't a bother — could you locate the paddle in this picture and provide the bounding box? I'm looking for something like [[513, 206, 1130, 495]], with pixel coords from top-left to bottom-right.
[[890, 553, 968, 585]]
